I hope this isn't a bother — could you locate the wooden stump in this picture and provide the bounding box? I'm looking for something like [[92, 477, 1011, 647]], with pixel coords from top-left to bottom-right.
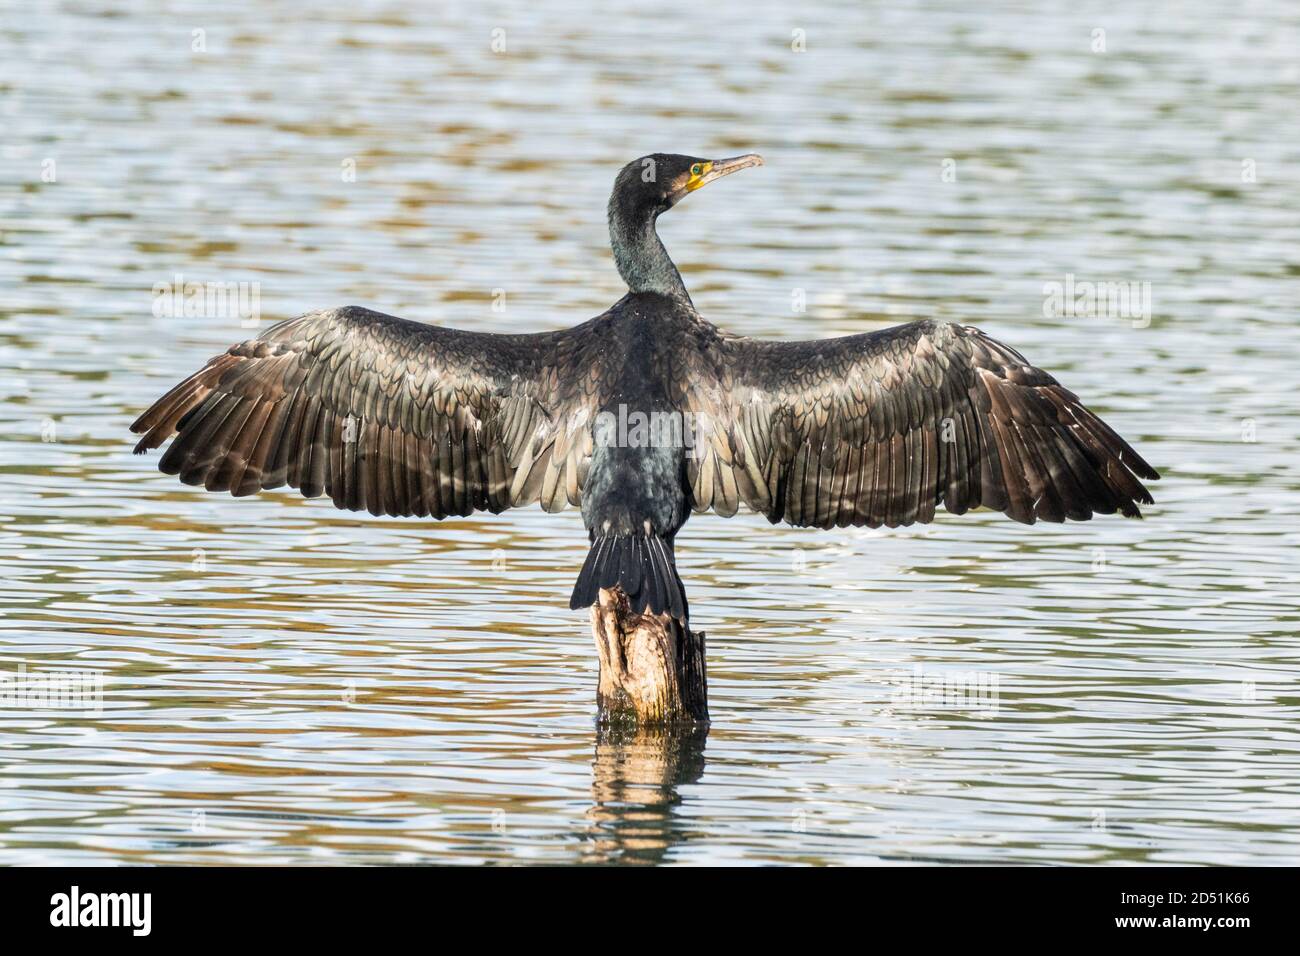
[[590, 587, 708, 726]]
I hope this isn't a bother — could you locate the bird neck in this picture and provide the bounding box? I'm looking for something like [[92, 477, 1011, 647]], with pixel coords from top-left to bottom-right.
[[609, 209, 691, 302]]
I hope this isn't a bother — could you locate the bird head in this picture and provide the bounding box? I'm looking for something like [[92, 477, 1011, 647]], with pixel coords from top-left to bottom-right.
[[609, 152, 764, 226]]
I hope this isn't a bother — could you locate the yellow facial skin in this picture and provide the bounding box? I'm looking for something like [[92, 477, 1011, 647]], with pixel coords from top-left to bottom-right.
[[683, 161, 714, 192], [666, 154, 762, 205]]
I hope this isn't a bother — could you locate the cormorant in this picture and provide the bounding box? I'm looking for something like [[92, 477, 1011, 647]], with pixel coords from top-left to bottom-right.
[[131, 153, 1158, 623]]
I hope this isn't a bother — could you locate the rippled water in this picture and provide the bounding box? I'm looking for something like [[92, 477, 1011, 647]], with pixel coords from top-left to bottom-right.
[[2, 1, 1298, 865]]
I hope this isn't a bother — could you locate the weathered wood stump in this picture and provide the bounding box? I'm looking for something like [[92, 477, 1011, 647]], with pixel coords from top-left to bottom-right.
[[590, 587, 708, 726]]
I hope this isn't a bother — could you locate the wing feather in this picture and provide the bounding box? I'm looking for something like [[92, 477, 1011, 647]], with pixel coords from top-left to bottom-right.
[[131, 306, 600, 519], [687, 318, 1157, 529]]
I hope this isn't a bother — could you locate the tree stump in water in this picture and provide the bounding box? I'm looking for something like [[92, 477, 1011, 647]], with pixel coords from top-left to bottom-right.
[[590, 587, 708, 725]]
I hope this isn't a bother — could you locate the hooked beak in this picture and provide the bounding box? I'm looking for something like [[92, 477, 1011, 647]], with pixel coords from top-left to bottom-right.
[[696, 153, 765, 187], [668, 153, 764, 205]]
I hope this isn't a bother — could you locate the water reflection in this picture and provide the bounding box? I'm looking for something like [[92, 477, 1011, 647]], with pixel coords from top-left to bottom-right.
[[583, 724, 709, 865]]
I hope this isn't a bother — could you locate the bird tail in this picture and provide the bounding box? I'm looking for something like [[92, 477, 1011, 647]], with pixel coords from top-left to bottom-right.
[[569, 534, 687, 622]]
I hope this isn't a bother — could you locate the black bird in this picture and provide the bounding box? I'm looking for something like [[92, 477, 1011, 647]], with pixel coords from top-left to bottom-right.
[[131, 153, 1158, 623]]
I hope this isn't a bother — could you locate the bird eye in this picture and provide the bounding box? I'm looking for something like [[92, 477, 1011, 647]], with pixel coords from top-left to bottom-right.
[[690, 163, 703, 177]]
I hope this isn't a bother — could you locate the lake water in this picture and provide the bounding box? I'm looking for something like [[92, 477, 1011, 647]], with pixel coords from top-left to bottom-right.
[[1, 0, 1298, 865]]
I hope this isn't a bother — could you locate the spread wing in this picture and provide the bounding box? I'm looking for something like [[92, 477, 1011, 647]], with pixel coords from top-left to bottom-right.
[[131, 306, 599, 518], [684, 319, 1158, 528]]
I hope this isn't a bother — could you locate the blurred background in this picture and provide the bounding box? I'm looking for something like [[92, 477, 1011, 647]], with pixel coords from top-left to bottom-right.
[[0, 0, 1297, 864]]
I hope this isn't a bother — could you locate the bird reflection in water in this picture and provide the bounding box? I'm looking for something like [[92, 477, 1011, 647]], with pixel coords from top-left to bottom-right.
[[582, 723, 708, 865]]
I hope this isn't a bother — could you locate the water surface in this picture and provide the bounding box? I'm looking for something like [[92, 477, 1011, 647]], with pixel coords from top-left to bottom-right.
[[1, 0, 1298, 864]]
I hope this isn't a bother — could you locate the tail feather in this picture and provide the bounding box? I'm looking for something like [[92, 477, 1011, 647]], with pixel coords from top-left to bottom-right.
[[570, 534, 687, 621]]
